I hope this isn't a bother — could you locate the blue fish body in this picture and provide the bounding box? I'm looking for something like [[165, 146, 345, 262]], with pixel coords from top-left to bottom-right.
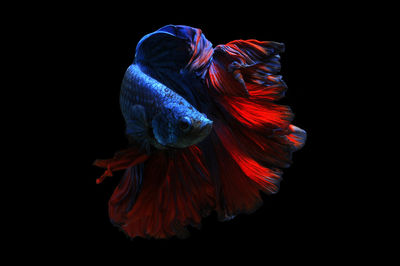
[[120, 64, 213, 150]]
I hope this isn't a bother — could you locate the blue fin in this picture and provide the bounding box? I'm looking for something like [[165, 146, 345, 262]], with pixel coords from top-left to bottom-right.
[[125, 105, 151, 153], [151, 112, 174, 147]]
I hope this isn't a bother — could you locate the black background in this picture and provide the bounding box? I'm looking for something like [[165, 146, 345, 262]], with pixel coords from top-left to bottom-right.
[[33, 4, 358, 262]]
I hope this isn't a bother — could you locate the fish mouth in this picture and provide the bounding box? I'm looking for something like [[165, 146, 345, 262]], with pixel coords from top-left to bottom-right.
[[198, 120, 213, 138], [191, 120, 213, 145]]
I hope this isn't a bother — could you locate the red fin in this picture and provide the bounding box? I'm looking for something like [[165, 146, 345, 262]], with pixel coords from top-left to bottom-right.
[[206, 48, 249, 97], [200, 39, 305, 214], [184, 27, 214, 78], [217, 96, 293, 132], [246, 81, 287, 102], [108, 165, 143, 224], [208, 128, 264, 219], [231, 125, 294, 169], [214, 121, 282, 194], [93, 147, 149, 184], [206, 39, 293, 135], [109, 147, 215, 239], [206, 39, 284, 96], [286, 125, 307, 151]]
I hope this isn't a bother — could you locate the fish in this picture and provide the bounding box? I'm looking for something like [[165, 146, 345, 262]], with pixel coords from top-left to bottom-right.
[[94, 25, 306, 239]]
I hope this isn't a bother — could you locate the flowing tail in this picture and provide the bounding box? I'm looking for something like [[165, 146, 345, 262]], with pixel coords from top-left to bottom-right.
[[94, 25, 306, 239]]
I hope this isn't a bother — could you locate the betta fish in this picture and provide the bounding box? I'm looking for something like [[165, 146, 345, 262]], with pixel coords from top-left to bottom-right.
[[94, 25, 306, 239]]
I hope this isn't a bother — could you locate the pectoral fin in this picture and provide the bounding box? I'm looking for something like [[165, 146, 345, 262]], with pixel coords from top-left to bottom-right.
[[152, 112, 176, 147], [126, 105, 151, 153]]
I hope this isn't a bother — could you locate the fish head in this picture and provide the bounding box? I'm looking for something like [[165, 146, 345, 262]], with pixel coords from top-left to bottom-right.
[[152, 104, 213, 149]]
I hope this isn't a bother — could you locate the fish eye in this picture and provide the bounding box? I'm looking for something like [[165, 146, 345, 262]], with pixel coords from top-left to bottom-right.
[[179, 116, 192, 132]]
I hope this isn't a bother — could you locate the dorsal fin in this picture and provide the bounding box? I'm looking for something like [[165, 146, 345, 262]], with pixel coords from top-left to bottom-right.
[[135, 28, 191, 71]]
